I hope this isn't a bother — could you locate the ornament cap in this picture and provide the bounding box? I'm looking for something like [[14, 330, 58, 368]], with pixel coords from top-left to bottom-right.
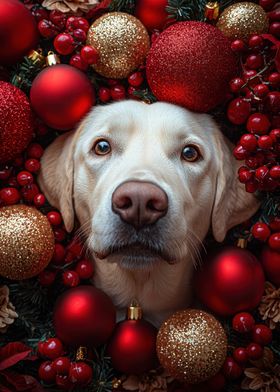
[[237, 238, 248, 249], [127, 300, 142, 320], [28, 49, 45, 67], [46, 51, 60, 66], [205, 2, 220, 21], [76, 346, 87, 361]]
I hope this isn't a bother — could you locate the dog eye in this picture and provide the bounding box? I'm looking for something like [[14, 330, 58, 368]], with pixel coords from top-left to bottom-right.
[[93, 139, 111, 155], [181, 145, 200, 162]]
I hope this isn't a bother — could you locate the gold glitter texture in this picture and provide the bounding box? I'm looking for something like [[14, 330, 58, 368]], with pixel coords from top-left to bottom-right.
[[157, 309, 227, 384], [217, 2, 269, 41], [87, 12, 150, 79], [0, 205, 54, 280]]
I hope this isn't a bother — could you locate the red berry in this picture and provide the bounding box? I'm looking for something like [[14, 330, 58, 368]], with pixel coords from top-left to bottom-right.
[[269, 21, 280, 38], [81, 45, 99, 65], [73, 17, 89, 32], [255, 166, 270, 182], [38, 361, 56, 384], [246, 343, 263, 360], [252, 324, 272, 345], [53, 357, 71, 375], [0, 166, 12, 181], [268, 8, 280, 21], [75, 259, 94, 279], [21, 184, 39, 202], [268, 72, 280, 87], [17, 171, 33, 186], [67, 239, 83, 258], [238, 168, 253, 183], [245, 54, 264, 70], [227, 98, 251, 125], [69, 362, 93, 385], [25, 158, 41, 173], [233, 347, 248, 364], [99, 87, 111, 103], [229, 78, 244, 94], [233, 145, 249, 160], [253, 84, 269, 99], [39, 270, 56, 286], [243, 69, 260, 87], [247, 113, 271, 135], [34, 193, 46, 207], [54, 33, 75, 55], [245, 156, 259, 169], [44, 338, 64, 360], [259, 0, 276, 10], [231, 39, 246, 52], [270, 216, 280, 231], [268, 233, 280, 250], [128, 72, 144, 87], [62, 270, 80, 287], [66, 16, 76, 31], [240, 134, 258, 151], [47, 211, 62, 226], [52, 243, 66, 265], [222, 357, 242, 380], [264, 91, 280, 114], [73, 28, 87, 42], [258, 135, 273, 149], [53, 227, 66, 242], [232, 312, 255, 333], [27, 143, 44, 159], [56, 374, 74, 390], [110, 84, 126, 100], [32, 6, 49, 22], [248, 35, 264, 48], [252, 222, 271, 241], [38, 19, 56, 38], [49, 10, 66, 29], [37, 341, 46, 357], [69, 54, 88, 71], [246, 179, 259, 193], [0, 188, 20, 205], [270, 129, 280, 143]]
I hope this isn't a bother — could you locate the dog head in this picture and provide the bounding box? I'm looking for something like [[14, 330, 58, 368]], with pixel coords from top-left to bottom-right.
[[38, 101, 259, 270]]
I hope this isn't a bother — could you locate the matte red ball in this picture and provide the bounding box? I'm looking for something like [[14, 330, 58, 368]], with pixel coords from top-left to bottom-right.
[[53, 285, 116, 347], [0, 82, 34, 164], [195, 248, 265, 316], [146, 21, 237, 112], [107, 318, 158, 374], [30, 64, 95, 130], [0, 0, 38, 65]]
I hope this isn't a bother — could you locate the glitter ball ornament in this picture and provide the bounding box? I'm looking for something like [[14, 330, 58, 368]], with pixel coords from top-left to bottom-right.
[[0, 82, 34, 164], [0, 0, 38, 65], [87, 12, 150, 79], [0, 205, 54, 280], [146, 21, 237, 112], [157, 309, 227, 384], [30, 64, 95, 130], [217, 2, 269, 41]]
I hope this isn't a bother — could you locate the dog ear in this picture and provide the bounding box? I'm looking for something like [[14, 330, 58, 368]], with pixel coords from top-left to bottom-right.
[[211, 133, 260, 242], [38, 126, 82, 232]]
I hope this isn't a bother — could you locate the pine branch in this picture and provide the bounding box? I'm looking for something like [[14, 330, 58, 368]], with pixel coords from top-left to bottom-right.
[[10, 56, 42, 94], [109, 0, 136, 13]]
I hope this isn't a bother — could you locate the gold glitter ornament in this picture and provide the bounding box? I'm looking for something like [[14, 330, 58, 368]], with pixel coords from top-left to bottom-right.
[[217, 2, 269, 41], [0, 205, 54, 280], [87, 12, 150, 79], [157, 309, 227, 384]]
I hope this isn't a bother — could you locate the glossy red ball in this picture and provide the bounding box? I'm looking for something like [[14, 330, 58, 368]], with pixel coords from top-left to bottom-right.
[[69, 53, 88, 72], [69, 362, 93, 385], [53, 285, 116, 347], [246, 343, 263, 360], [252, 324, 272, 346], [99, 87, 111, 103], [44, 337, 64, 360], [128, 72, 144, 87], [268, 233, 280, 251], [0, 188, 20, 205], [75, 259, 94, 279], [195, 248, 265, 316], [110, 84, 126, 101], [30, 64, 94, 130], [0, 0, 38, 65], [27, 143, 44, 159], [81, 45, 99, 65], [62, 270, 80, 287], [47, 211, 62, 226], [240, 134, 258, 151], [54, 33, 75, 55], [108, 318, 158, 374], [52, 243, 66, 265], [233, 347, 248, 364], [34, 193, 46, 207], [247, 113, 271, 135], [17, 171, 33, 186], [252, 222, 271, 241], [264, 91, 280, 114], [232, 312, 255, 333]]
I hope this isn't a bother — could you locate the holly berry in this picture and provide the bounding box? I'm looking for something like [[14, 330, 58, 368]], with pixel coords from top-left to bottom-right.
[[222, 357, 243, 380], [99, 87, 111, 103], [34, 193, 46, 207], [53, 357, 71, 375], [258, 135, 273, 149], [17, 171, 33, 186], [245, 54, 263, 70], [75, 259, 94, 279], [227, 98, 251, 125], [38, 19, 56, 38], [27, 143, 44, 159], [81, 45, 99, 65], [70, 54, 88, 71], [269, 217, 280, 231], [268, 72, 280, 87], [252, 222, 271, 241], [269, 21, 280, 38], [44, 338, 64, 360], [253, 84, 269, 99], [248, 35, 264, 49], [233, 145, 249, 160], [73, 28, 87, 42], [232, 312, 255, 333], [38, 361, 56, 384], [52, 243, 66, 265], [0, 188, 20, 205], [268, 233, 280, 250], [259, 0, 276, 11], [270, 166, 280, 179], [238, 167, 253, 183], [247, 113, 271, 135], [110, 84, 126, 100], [246, 343, 263, 360], [255, 166, 270, 182], [229, 77, 244, 94], [69, 362, 93, 385], [128, 72, 144, 87], [233, 347, 248, 364], [49, 10, 66, 29], [252, 324, 273, 346], [240, 134, 258, 151], [54, 33, 75, 55], [25, 158, 41, 173], [39, 270, 56, 287], [62, 270, 80, 287], [47, 211, 62, 226], [231, 39, 246, 52]]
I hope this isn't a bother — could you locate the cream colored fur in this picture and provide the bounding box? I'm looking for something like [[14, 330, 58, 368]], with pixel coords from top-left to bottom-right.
[[38, 101, 260, 326]]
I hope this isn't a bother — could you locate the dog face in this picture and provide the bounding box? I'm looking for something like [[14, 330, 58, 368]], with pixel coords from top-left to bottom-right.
[[38, 101, 259, 270]]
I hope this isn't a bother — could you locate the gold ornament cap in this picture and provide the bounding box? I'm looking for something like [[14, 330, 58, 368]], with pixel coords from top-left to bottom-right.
[[28, 49, 46, 67], [237, 238, 248, 249], [205, 2, 220, 21], [76, 346, 88, 361], [127, 299, 142, 320], [46, 51, 61, 66]]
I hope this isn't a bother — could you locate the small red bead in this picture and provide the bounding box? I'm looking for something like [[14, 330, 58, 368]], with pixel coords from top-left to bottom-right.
[[38, 361, 56, 384], [34, 193, 46, 207], [53, 357, 71, 375], [47, 211, 62, 226], [27, 143, 44, 159], [66, 16, 76, 31], [32, 6, 49, 22], [81, 45, 99, 65], [52, 243, 66, 265], [69, 54, 88, 71], [246, 343, 263, 360], [38, 270, 56, 287], [227, 98, 251, 125], [75, 259, 94, 279], [17, 171, 33, 186], [243, 69, 260, 87], [62, 270, 80, 287], [252, 222, 271, 241], [69, 362, 93, 386], [247, 113, 271, 135], [264, 91, 280, 114], [268, 233, 280, 250], [0, 188, 20, 205], [128, 72, 144, 87], [54, 33, 75, 55], [37, 341, 46, 357], [25, 158, 41, 173], [240, 134, 258, 151], [110, 84, 126, 100], [248, 35, 264, 48], [73, 17, 89, 32], [231, 39, 246, 52], [222, 357, 243, 380], [252, 324, 273, 345], [67, 239, 83, 258], [233, 347, 248, 364], [232, 312, 255, 333], [99, 87, 111, 103], [44, 338, 64, 360]]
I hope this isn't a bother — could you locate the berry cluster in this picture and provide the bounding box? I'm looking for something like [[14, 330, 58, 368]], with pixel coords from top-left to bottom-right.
[[252, 216, 280, 250], [38, 337, 93, 389]]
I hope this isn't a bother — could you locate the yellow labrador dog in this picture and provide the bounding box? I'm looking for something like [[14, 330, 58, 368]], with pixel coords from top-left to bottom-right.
[[38, 101, 259, 326]]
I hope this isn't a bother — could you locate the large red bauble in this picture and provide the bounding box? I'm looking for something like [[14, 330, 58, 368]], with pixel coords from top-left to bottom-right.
[[261, 247, 280, 286], [195, 247, 265, 316], [0, 0, 38, 65], [0, 82, 34, 164], [146, 21, 238, 112], [53, 286, 116, 347], [30, 65, 95, 130], [107, 318, 158, 374], [135, 0, 168, 31]]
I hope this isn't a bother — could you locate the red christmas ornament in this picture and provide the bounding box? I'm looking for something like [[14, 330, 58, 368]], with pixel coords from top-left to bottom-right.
[[135, 0, 169, 31], [0, 0, 38, 65], [53, 285, 116, 347], [146, 21, 238, 112], [195, 247, 265, 316], [30, 64, 95, 130], [260, 247, 280, 286], [0, 82, 34, 164], [107, 302, 158, 374]]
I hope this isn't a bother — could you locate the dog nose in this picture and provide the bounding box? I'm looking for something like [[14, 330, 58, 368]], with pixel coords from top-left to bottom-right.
[[112, 181, 168, 229]]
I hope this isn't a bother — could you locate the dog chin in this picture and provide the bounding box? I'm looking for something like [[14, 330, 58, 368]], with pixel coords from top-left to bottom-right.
[[108, 253, 163, 270]]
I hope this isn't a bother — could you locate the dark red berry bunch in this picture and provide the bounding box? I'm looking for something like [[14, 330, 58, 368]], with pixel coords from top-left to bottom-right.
[[251, 216, 280, 250]]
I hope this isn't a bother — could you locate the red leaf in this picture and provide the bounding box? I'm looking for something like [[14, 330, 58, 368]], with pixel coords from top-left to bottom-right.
[[0, 370, 44, 392], [86, 0, 111, 20], [0, 342, 35, 370]]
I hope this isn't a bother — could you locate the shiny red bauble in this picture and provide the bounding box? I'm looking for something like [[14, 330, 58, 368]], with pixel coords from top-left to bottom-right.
[[0, 0, 38, 65], [261, 247, 280, 286], [30, 64, 95, 130], [108, 318, 158, 374], [0, 82, 34, 164], [146, 21, 237, 112], [135, 0, 168, 31], [53, 285, 116, 347], [195, 248, 265, 316]]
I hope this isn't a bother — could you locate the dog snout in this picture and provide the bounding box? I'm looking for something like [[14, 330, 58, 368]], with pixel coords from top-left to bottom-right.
[[112, 181, 168, 230]]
